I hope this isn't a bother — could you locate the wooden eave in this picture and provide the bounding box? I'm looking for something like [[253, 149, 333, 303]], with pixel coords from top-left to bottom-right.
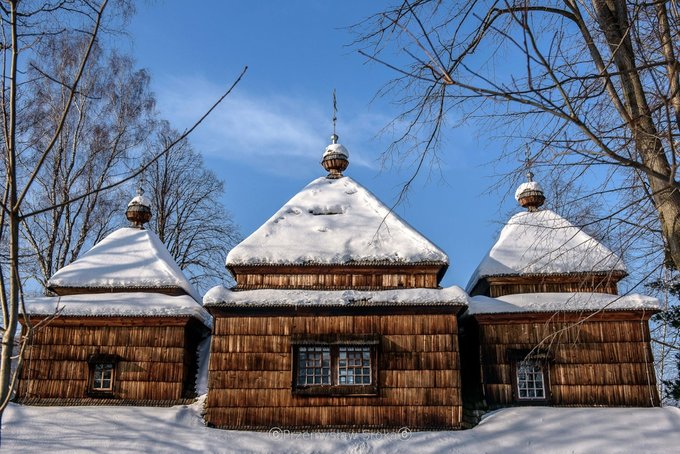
[[14, 397, 197, 407], [48, 285, 188, 297], [19, 314, 195, 327], [472, 308, 657, 324]]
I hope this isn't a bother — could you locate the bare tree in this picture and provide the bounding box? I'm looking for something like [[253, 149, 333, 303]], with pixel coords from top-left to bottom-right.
[[20, 34, 156, 290], [357, 0, 680, 272], [0, 0, 246, 433], [144, 122, 241, 293]]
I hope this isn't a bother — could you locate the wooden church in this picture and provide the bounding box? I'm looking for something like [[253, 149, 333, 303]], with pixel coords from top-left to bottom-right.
[[16, 192, 211, 405], [12, 127, 662, 429], [203, 134, 468, 430], [462, 173, 660, 411]]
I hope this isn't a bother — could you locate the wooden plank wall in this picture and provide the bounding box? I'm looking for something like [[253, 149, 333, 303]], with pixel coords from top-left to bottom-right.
[[478, 319, 659, 407], [483, 273, 623, 298], [206, 314, 462, 430], [233, 271, 439, 290], [488, 281, 619, 297], [18, 324, 192, 402]]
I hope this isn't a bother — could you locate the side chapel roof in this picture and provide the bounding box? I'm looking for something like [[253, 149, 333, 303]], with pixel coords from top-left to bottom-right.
[[466, 174, 626, 292], [38, 192, 208, 324], [48, 228, 200, 301]]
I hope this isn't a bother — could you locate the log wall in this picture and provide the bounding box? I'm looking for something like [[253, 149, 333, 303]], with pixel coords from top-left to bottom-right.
[[17, 318, 204, 404], [230, 265, 443, 290], [475, 315, 659, 407], [205, 313, 462, 430], [471, 273, 625, 298]]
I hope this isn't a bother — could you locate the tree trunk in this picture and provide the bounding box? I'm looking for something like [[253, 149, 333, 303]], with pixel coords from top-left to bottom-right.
[[593, 0, 680, 270], [0, 3, 19, 438]]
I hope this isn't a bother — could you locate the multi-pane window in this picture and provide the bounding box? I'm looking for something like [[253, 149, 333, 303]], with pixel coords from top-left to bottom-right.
[[92, 363, 115, 391], [292, 336, 379, 395], [297, 347, 331, 385], [338, 347, 371, 385], [87, 354, 118, 397], [517, 360, 546, 400]]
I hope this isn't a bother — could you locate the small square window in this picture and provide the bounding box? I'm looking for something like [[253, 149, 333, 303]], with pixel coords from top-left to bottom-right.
[[92, 363, 115, 391], [87, 353, 119, 397]]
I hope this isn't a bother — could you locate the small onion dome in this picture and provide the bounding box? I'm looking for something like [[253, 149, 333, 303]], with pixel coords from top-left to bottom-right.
[[514, 172, 545, 212], [126, 188, 152, 228], [321, 133, 349, 179]]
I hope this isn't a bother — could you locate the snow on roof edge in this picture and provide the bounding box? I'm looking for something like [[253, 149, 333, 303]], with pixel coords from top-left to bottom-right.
[[467, 292, 660, 315], [203, 286, 468, 308], [23, 293, 212, 328]]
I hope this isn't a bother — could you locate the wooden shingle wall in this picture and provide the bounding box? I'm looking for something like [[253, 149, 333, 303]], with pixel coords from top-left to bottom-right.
[[472, 273, 625, 298], [476, 314, 659, 407], [206, 313, 462, 430], [17, 318, 202, 404], [230, 265, 443, 290]]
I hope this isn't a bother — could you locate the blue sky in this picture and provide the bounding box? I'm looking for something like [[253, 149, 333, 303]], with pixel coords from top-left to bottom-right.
[[126, 1, 523, 288]]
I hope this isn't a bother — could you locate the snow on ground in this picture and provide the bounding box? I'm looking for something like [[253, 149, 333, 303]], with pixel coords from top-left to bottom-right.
[[226, 176, 448, 266], [195, 337, 212, 395], [4, 402, 680, 453]]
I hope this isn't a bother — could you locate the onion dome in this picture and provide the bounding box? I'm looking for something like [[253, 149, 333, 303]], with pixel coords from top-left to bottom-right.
[[126, 188, 152, 228], [514, 171, 545, 211], [321, 133, 349, 179]]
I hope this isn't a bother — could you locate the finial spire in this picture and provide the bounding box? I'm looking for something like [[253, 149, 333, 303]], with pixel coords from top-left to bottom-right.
[[330, 89, 339, 145], [332, 89, 337, 135], [524, 145, 534, 182], [515, 146, 545, 211], [321, 90, 349, 178], [126, 185, 152, 228]]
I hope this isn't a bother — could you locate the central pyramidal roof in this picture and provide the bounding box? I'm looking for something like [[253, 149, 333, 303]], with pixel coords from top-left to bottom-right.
[[467, 174, 626, 292], [226, 174, 448, 267]]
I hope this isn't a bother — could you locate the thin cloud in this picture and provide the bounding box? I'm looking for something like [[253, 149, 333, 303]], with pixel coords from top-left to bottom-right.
[[153, 74, 383, 173]]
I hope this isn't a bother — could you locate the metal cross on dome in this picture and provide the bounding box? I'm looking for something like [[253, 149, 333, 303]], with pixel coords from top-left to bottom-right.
[[332, 88, 338, 138], [524, 144, 534, 182]]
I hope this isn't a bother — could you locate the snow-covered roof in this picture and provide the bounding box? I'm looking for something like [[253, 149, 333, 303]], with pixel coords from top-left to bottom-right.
[[467, 209, 626, 291], [23, 293, 211, 327], [467, 292, 659, 315], [227, 176, 448, 266], [48, 227, 200, 301], [204, 286, 468, 308]]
